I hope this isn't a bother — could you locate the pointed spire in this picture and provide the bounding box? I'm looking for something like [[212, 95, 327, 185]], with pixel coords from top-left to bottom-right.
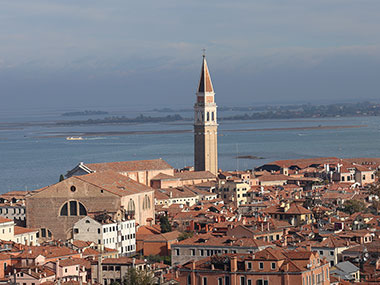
[[197, 55, 214, 94]]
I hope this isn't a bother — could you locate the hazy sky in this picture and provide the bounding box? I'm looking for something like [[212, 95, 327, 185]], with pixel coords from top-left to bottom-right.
[[1, 0, 380, 111]]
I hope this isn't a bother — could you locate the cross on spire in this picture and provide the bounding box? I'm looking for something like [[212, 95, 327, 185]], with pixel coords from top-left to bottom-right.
[[202, 48, 206, 58]]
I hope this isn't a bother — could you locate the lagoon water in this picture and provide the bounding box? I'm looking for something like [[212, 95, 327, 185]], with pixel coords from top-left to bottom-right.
[[1, 108, 380, 192]]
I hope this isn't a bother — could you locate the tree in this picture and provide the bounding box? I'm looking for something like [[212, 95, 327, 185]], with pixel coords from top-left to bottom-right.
[[59, 174, 65, 182], [342, 200, 367, 215], [123, 267, 154, 285], [178, 231, 194, 241], [159, 215, 172, 233]]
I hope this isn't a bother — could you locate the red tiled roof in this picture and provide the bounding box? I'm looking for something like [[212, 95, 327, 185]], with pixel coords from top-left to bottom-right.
[[0, 217, 13, 224], [86, 158, 173, 172], [14, 226, 37, 235], [74, 170, 153, 196]]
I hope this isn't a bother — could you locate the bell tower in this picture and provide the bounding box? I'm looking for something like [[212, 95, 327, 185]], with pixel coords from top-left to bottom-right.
[[194, 53, 218, 174]]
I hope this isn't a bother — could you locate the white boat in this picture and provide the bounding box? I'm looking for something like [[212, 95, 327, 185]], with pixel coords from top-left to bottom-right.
[[66, 136, 84, 141]]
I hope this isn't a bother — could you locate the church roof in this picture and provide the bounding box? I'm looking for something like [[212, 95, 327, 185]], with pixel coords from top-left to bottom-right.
[[197, 56, 214, 94], [85, 158, 173, 173]]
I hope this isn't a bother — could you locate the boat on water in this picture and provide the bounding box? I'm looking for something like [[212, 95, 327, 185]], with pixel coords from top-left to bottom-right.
[[66, 136, 84, 141]]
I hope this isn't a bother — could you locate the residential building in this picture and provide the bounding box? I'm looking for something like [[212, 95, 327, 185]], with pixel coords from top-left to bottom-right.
[[172, 234, 272, 266], [179, 247, 330, 285], [218, 181, 250, 206], [265, 202, 313, 226], [73, 213, 136, 256]]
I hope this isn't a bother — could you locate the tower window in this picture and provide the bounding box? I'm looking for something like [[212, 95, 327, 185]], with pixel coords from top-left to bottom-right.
[[207, 112, 210, 121], [212, 112, 215, 121]]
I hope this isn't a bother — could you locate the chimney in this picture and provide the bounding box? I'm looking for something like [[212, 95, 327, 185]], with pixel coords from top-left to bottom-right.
[[97, 255, 103, 285], [283, 236, 287, 247], [56, 259, 60, 278], [306, 244, 312, 252], [230, 256, 237, 272], [132, 258, 136, 268]]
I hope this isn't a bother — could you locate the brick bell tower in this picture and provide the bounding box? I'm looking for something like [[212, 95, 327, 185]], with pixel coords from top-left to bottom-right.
[[194, 53, 218, 175]]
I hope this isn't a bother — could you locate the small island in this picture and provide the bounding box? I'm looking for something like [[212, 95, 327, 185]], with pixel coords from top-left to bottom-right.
[[61, 110, 109, 117]]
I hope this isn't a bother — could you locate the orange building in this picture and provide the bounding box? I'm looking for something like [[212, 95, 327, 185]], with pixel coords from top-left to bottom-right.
[[179, 247, 330, 285]]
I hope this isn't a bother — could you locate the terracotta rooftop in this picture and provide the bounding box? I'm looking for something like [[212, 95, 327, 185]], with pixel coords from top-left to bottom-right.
[[14, 226, 37, 235], [144, 231, 180, 242], [0, 217, 13, 224], [101, 256, 145, 265], [17, 246, 78, 259], [176, 233, 271, 248], [85, 158, 173, 172], [173, 171, 215, 180], [74, 170, 153, 196]]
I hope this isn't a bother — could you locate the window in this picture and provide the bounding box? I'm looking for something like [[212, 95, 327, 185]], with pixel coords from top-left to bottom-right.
[[79, 203, 87, 215], [247, 262, 252, 270], [127, 199, 135, 216], [187, 275, 191, 285], [60, 203, 68, 216], [203, 277, 207, 285], [60, 201, 87, 216], [212, 112, 215, 121], [271, 262, 276, 270], [74, 228, 79, 234], [200, 249, 204, 256], [240, 276, 246, 285], [175, 249, 180, 255], [191, 249, 195, 256], [330, 251, 334, 256], [259, 262, 264, 270], [70, 186, 76, 192], [143, 195, 151, 210], [218, 278, 223, 285], [256, 281, 268, 285], [69, 201, 77, 216], [225, 276, 230, 285], [319, 250, 323, 255], [248, 280, 252, 285]]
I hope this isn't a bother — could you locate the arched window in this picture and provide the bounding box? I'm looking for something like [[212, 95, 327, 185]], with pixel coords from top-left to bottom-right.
[[212, 112, 215, 121], [143, 195, 151, 210], [60, 201, 87, 216], [38, 228, 52, 238], [207, 112, 210, 121], [127, 199, 135, 216]]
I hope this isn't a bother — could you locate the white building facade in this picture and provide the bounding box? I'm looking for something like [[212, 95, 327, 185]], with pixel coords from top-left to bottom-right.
[[73, 216, 136, 256]]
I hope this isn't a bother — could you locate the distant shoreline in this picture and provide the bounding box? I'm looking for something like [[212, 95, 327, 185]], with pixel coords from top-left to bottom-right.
[[34, 124, 367, 138]]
